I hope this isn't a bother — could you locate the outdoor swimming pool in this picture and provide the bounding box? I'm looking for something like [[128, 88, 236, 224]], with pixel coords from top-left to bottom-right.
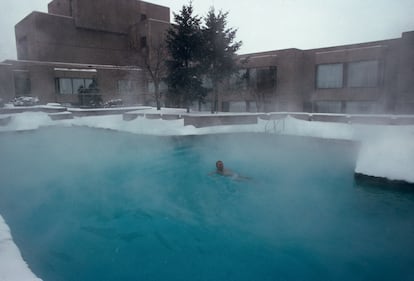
[[0, 127, 413, 281]]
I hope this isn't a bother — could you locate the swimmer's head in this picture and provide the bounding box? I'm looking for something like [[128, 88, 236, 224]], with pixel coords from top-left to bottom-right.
[[216, 160, 224, 171]]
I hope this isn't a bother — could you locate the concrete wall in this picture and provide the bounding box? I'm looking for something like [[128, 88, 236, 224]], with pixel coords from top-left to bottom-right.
[[15, 12, 139, 65], [48, 0, 72, 16], [72, 0, 169, 34], [396, 31, 414, 113], [0, 64, 14, 103], [15, 0, 170, 66]]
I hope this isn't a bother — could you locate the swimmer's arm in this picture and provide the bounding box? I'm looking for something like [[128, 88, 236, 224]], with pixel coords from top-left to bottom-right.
[[208, 170, 219, 176]]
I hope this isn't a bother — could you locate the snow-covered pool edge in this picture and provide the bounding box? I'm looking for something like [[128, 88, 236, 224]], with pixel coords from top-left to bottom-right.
[[0, 215, 43, 281]]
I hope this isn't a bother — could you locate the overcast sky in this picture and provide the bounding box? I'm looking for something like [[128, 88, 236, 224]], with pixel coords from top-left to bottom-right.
[[0, 0, 413, 61]]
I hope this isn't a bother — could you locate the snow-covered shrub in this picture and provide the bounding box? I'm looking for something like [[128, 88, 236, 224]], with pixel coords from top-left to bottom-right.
[[11, 96, 40, 106], [103, 99, 123, 108]]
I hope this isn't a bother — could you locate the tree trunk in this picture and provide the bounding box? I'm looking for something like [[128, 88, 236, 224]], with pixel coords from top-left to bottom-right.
[[211, 84, 218, 113], [154, 82, 161, 110]]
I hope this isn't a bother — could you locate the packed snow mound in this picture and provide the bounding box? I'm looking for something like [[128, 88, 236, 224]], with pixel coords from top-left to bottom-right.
[[0, 215, 43, 281]]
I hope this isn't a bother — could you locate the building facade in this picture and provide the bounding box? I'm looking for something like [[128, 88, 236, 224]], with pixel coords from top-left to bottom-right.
[[222, 31, 414, 114], [0, 0, 413, 113], [0, 0, 170, 106]]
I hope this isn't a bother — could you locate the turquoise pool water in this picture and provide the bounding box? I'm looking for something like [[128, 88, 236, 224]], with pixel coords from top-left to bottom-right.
[[0, 127, 413, 281]]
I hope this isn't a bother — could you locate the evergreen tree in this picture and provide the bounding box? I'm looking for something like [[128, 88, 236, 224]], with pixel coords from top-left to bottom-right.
[[202, 8, 242, 113], [165, 3, 206, 112]]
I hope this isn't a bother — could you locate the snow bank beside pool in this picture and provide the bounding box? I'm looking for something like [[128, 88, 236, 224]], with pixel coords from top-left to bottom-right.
[[354, 125, 414, 183], [0, 215, 42, 281], [0, 112, 54, 131]]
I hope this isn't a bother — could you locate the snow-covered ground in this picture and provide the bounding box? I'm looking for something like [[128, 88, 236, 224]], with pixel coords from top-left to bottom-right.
[[0, 106, 414, 281], [0, 216, 42, 281]]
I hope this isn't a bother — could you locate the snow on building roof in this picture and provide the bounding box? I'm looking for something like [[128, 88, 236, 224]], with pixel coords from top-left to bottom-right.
[[3, 60, 142, 71], [54, 68, 98, 72]]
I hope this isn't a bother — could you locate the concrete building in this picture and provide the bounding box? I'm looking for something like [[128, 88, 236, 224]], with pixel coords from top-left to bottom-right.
[[0, 0, 170, 106], [223, 31, 414, 114], [0, 0, 413, 114]]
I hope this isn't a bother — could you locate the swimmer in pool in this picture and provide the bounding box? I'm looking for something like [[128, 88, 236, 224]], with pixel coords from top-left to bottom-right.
[[215, 160, 234, 176], [211, 160, 251, 180]]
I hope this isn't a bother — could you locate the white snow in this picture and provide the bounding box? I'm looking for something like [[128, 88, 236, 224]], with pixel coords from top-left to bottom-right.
[[0, 107, 413, 281], [0, 215, 42, 281], [54, 67, 97, 72]]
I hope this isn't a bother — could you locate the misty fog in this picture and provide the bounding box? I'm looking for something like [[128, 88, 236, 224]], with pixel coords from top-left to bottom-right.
[[1, 126, 413, 280]]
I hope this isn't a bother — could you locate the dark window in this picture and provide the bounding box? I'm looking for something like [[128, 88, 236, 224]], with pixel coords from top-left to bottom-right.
[[140, 37, 147, 49], [256, 67, 277, 91], [13, 71, 31, 96], [118, 80, 140, 95], [141, 14, 147, 21], [347, 60, 379, 88], [57, 78, 97, 94], [345, 101, 376, 113], [316, 63, 343, 89]]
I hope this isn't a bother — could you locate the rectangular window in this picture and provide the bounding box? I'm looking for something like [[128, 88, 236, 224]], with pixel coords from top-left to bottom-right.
[[13, 71, 31, 96], [345, 101, 376, 114], [118, 80, 140, 95], [140, 37, 147, 49], [85, 79, 94, 89], [316, 63, 343, 89], [58, 78, 73, 94], [347, 60, 379, 88], [57, 78, 97, 94], [72, 79, 85, 94], [256, 67, 277, 91], [315, 101, 343, 113], [238, 69, 249, 90], [147, 81, 167, 94], [229, 101, 247, 112], [246, 101, 258, 113]]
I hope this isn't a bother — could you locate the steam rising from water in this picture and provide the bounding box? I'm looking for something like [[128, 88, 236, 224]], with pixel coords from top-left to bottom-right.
[[0, 127, 413, 281]]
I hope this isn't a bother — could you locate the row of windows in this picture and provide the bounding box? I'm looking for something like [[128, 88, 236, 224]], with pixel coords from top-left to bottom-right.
[[314, 101, 378, 114], [230, 67, 277, 91], [234, 60, 379, 92], [24, 60, 382, 97], [316, 60, 380, 89], [55, 78, 140, 95]]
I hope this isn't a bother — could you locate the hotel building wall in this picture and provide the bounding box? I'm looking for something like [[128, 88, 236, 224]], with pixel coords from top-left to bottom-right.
[[6, 0, 170, 106], [232, 31, 414, 114], [15, 0, 169, 66]]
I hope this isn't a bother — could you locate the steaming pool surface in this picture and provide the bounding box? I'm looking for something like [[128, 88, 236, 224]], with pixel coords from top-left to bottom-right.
[[0, 127, 414, 281]]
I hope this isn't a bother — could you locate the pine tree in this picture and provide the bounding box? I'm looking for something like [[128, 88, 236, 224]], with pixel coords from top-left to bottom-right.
[[202, 8, 242, 113], [165, 3, 206, 112]]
